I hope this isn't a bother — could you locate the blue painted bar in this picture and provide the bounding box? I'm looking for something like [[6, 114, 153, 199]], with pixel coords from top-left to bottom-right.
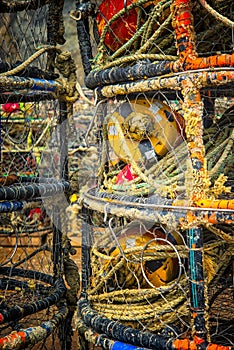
[[0, 75, 62, 93], [111, 341, 150, 350], [31, 78, 62, 92], [187, 227, 207, 339], [0, 200, 24, 213]]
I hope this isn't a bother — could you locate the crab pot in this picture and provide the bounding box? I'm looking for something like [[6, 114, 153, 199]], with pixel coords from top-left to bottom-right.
[[76, 0, 234, 348]]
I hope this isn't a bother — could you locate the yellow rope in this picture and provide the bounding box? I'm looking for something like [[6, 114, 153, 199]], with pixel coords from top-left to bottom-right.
[[0, 46, 57, 77], [96, 53, 177, 71], [198, 0, 234, 28], [137, 14, 172, 54], [209, 129, 234, 178]]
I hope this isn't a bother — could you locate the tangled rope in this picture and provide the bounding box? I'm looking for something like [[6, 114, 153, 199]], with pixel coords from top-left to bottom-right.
[[101, 109, 233, 200], [84, 217, 233, 332]]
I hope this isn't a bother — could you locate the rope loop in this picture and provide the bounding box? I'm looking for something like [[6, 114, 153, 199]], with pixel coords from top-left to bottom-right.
[[70, 2, 95, 21]]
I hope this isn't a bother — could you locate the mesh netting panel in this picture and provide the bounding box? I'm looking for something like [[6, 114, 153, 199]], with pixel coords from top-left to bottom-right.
[[0, 4, 48, 67], [0, 1, 75, 349]]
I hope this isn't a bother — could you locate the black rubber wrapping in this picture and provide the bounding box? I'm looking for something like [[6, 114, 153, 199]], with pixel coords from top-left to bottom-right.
[[0, 277, 53, 293], [81, 207, 92, 292], [85, 60, 173, 89], [76, 19, 93, 76], [78, 296, 174, 350], [76, 1, 94, 76], [0, 181, 70, 201], [0, 267, 54, 284], [0, 61, 59, 80], [0, 268, 66, 324]]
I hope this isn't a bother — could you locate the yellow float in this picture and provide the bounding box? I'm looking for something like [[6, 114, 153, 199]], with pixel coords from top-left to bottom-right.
[[106, 221, 183, 288], [107, 98, 184, 168]]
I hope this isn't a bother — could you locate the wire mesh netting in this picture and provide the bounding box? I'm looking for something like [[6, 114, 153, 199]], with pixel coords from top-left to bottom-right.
[[0, 1, 80, 349], [73, 1, 234, 349], [78, 212, 233, 342], [0, 0, 233, 349]]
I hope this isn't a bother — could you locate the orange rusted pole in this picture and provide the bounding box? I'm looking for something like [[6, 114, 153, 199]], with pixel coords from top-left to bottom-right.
[[174, 199, 234, 211], [181, 80, 208, 201], [194, 199, 234, 210], [171, 0, 210, 201], [184, 53, 234, 70], [172, 0, 209, 343], [170, 0, 234, 71], [171, 0, 197, 65]]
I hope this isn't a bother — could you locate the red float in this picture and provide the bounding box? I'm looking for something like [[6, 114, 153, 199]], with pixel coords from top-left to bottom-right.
[[96, 0, 138, 51]]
